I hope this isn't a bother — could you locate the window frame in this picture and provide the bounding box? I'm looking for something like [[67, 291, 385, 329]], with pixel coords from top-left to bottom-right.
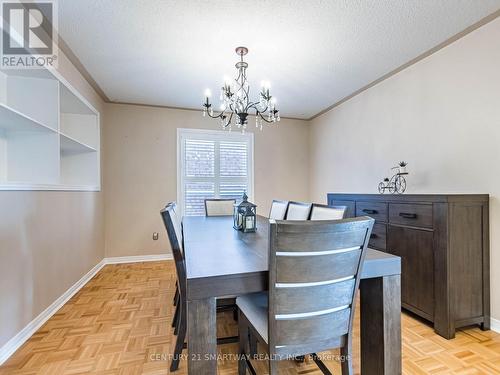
[[177, 128, 254, 216]]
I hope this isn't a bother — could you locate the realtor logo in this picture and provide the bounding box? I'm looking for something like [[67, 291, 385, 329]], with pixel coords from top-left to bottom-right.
[[1, 0, 58, 68]]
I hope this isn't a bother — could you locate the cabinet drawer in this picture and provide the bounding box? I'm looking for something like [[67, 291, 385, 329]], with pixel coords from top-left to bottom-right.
[[369, 223, 387, 250], [356, 201, 388, 222], [389, 203, 433, 228]]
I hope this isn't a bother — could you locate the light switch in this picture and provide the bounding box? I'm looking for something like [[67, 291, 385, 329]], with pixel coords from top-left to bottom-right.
[[152, 232, 159, 240]]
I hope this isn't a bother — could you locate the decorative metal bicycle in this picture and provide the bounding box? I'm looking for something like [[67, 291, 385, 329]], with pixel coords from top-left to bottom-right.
[[378, 162, 408, 194]]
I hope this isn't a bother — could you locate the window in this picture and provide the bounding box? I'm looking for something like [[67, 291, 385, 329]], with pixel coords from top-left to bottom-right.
[[177, 129, 254, 216]]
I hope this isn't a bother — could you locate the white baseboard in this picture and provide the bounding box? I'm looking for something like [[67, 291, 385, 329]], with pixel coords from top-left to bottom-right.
[[0, 259, 105, 365], [491, 317, 500, 333], [104, 254, 173, 264], [0, 253, 172, 365]]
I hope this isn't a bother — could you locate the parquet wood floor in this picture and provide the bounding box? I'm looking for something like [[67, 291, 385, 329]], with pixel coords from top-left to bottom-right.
[[1, 261, 500, 374]]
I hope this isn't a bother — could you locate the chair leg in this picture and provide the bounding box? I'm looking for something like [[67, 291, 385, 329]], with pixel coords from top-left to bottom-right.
[[172, 300, 180, 330], [340, 343, 353, 375], [238, 311, 249, 375], [248, 331, 258, 358], [173, 283, 179, 306], [233, 305, 239, 321], [170, 304, 186, 372], [312, 353, 333, 375], [173, 304, 180, 335]]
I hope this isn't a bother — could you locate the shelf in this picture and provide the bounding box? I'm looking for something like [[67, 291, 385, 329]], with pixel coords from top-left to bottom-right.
[[60, 132, 97, 155], [0, 103, 56, 133], [0, 66, 100, 191], [0, 182, 100, 191]]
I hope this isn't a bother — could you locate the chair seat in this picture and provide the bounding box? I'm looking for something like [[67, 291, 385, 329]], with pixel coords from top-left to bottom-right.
[[236, 292, 269, 343]]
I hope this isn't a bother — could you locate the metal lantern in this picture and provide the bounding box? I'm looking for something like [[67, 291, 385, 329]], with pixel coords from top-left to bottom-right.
[[233, 192, 257, 232]]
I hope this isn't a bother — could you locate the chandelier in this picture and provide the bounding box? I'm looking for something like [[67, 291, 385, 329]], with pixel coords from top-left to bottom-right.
[[202, 47, 280, 132]]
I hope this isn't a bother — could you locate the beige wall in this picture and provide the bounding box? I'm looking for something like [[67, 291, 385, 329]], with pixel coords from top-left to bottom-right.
[[0, 50, 105, 348], [309, 18, 500, 321], [103, 104, 310, 257]]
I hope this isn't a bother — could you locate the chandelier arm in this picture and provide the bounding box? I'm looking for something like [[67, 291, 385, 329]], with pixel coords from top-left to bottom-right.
[[249, 101, 271, 114], [206, 109, 225, 119], [222, 112, 234, 128], [236, 67, 248, 92], [235, 70, 242, 83], [237, 80, 247, 96], [258, 111, 276, 123], [242, 72, 250, 96], [247, 102, 264, 112]]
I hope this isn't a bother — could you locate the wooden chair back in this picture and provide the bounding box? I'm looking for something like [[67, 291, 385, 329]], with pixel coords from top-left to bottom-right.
[[268, 217, 374, 358], [285, 201, 312, 220], [309, 203, 347, 220], [204, 198, 236, 216], [269, 200, 289, 220]]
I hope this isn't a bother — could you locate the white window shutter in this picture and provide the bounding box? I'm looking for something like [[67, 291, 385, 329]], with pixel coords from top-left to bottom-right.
[[185, 140, 215, 177], [179, 130, 253, 216]]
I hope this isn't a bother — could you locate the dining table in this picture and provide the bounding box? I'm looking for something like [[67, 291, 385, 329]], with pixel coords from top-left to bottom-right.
[[183, 215, 402, 374]]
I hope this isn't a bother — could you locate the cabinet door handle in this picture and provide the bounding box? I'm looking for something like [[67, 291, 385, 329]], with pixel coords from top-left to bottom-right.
[[363, 209, 378, 215], [370, 233, 378, 239], [399, 212, 417, 219]]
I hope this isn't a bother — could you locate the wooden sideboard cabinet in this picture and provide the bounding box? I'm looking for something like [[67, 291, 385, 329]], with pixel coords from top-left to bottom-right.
[[328, 193, 490, 339]]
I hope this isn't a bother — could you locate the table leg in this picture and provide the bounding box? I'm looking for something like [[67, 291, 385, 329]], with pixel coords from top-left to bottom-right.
[[187, 297, 217, 374], [360, 274, 401, 375]]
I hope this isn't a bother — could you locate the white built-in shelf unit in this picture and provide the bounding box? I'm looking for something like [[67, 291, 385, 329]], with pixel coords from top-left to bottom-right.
[[0, 67, 100, 191]]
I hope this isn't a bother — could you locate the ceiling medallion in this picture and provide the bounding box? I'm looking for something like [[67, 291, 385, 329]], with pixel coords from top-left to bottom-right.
[[202, 47, 280, 132]]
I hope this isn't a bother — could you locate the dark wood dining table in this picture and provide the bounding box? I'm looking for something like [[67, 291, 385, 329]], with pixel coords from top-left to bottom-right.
[[183, 215, 402, 374]]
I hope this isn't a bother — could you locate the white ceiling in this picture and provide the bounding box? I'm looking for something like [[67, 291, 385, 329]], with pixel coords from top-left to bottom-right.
[[58, 0, 500, 119]]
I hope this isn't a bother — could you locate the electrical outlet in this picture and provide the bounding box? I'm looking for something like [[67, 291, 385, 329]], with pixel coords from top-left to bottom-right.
[[152, 232, 159, 240]]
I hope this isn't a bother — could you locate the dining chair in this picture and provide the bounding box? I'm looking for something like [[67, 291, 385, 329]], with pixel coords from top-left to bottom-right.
[[170, 204, 182, 317], [236, 216, 374, 375], [160, 203, 238, 371], [269, 199, 289, 220], [205, 198, 236, 216], [285, 201, 312, 220], [309, 203, 347, 220]]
